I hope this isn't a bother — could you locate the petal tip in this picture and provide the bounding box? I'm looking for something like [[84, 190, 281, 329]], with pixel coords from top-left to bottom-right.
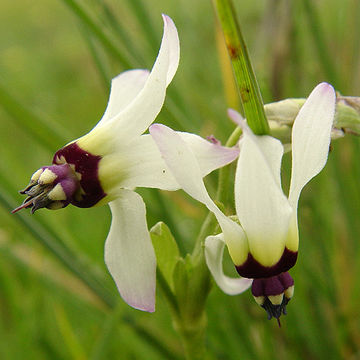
[[127, 299, 155, 313], [139, 303, 156, 313], [149, 123, 164, 134], [161, 13, 173, 25], [316, 82, 336, 97], [227, 108, 245, 127]]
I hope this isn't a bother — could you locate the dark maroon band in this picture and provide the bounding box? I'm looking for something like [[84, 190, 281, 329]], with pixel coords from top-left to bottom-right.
[[235, 247, 298, 279], [251, 272, 294, 297], [53, 142, 106, 208]]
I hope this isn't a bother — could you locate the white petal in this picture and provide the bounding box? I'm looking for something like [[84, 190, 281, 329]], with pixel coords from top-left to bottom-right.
[[101, 15, 179, 138], [98, 132, 239, 194], [150, 123, 248, 266], [116, 132, 239, 190], [227, 108, 245, 126], [239, 119, 284, 187], [205, 234, 252, 295], [178, 132, 239, 175], [235, 129, 293, 266], [162, 14, 180, 86], [104, 189, 156, 312], [289, 82, 336, 209], [97, 70, 150, 126]]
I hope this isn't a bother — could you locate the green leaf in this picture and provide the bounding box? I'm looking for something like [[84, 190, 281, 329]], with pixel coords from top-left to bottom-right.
[[150, 222, 180, 291]]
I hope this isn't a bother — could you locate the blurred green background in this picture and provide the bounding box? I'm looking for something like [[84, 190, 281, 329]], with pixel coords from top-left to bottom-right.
[[1, 0, 360, 358]]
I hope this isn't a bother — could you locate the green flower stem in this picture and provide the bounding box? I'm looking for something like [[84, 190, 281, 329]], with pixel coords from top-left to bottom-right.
[[214, 0, 269, 135], [183, 126, 243, 359], [184, 122, 244, 357], [191, 126, 242, 262], [173, 313, 207, 360]]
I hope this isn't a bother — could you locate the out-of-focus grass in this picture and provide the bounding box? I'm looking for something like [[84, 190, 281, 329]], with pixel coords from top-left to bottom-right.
[[0, 0, 360, 359]]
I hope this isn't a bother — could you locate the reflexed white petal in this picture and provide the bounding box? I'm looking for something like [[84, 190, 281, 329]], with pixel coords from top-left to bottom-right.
[[86, 16, 180, 143], [235, 130, 293, 266], [289, 82, 336, 209], [205, 234, 252, 295], [162, 14, 180, 86], [104, 190, 156, 312], [97, 70, 150, 126], [114, 133, 239, 191], [94, 15, 180, 139], [150, 124, 248, 265], [177, 132, 239, 176]]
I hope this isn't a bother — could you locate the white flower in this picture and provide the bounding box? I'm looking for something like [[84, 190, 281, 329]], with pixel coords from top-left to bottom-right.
[[150, 83, 335, 318], [14, 15, 239, 312]]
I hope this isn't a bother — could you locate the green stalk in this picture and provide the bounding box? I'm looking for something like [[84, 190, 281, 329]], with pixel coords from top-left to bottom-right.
[[214, 0, 269, 135], [191, 126, 242, 261], [183, 127, 243, 359], [186, 125, 244, 357]]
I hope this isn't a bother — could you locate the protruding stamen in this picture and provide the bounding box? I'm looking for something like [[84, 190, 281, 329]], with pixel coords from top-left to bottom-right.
[[13, 164, 79, 214]]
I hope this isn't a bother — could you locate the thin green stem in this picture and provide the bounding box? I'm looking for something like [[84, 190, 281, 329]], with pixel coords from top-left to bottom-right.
[[214, 0, 269, 135], [186, 125, 244, 357], [191, 125, 242, 261]]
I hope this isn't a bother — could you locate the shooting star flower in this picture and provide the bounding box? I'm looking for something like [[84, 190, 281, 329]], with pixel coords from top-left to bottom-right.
[[150, 82, 335, 321], [13, 15, 239, 312]]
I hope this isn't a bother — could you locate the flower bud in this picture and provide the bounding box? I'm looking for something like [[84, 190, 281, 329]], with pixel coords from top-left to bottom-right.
[[265, 95, 360, 145]]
